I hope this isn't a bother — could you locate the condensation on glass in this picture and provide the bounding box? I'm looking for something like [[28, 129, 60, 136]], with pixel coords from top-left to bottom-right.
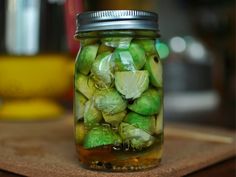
[[74, 10, 163, 171]]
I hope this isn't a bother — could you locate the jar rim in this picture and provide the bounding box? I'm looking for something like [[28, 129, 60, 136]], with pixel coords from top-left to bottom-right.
[[75, 10, 159, 34]]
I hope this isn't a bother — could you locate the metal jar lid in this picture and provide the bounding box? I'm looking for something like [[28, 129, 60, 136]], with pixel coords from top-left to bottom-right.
[[75, 10, 159, 33]]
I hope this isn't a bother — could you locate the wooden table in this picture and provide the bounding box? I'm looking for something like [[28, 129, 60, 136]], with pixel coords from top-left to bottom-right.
[[0, 157, 235, 177], [0, 159, 235, 177], [187, 157, 236, 177]]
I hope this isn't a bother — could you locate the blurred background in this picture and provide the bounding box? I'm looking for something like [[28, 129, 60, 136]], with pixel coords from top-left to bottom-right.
[[0, 0, 235, 129]]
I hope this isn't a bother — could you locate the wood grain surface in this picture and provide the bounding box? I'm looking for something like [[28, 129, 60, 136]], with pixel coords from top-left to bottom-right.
[[0, 115, 235, 177]]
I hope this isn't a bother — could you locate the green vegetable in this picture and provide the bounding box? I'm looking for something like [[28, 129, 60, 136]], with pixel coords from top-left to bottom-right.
[[128, 89, 162, 116], [74, 92, 87, 120], [84, 100, 102, 127], [102, 37, 132, 49], [91, 52, 114, 88], [124, 112, 155, 134], [94, 89, 127, 114], [155, 106, 163, 134], [103, 110, 127, 127], [119, 122, 155, 150], [75, 74, 96, 99], [134, 39, 157, 54], [115, 71, 149, 99], [129, 43, 146, 69], [75, 123, 86, 144], [84, 126, 122, 149], [144, 54, 162, 88], [112, 49, 136, 71], [112, 43, 146, 71], [76, 44, 99, 75]]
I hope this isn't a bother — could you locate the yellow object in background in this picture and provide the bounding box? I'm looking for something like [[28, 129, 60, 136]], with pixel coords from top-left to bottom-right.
[[0, 99, 64, 120], [0, 54, 74, 121], [0, 55, 71, 98]]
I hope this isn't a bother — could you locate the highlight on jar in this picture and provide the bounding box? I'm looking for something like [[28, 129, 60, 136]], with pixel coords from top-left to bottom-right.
[[74, 11, 163, 170]]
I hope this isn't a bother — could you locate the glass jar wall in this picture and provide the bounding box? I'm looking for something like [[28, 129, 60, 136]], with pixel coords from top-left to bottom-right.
[[74, 10, 163, 171]]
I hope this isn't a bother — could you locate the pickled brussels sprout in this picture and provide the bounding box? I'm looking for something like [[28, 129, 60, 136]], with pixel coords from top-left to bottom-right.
[[94, 89, 127, 114], [112, 43, 146, 71], [129, 43, 146, 69], [84, 126, 122, 149], [155, 106, 163, 134], [124, 112, 155, 134], [75, 92, 87, 120], [119, 122, 155, 150], [76, 44, 99, 75], [102, 37, 132, 49], [91, 52, 114, 88], [128, 89, 162, 116], [115, 71, 149, 99], [102, 110, 127, 127], [144, 54, 162, 88], [134, 39, 157, 55], [75, 74, 96, 99], [84, 100, 102, 127], [113, 49, 136, 71], [75, 123, 86, 144]]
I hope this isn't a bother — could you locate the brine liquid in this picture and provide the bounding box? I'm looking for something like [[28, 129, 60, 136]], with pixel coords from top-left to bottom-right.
[[76, 133, 163, 171]]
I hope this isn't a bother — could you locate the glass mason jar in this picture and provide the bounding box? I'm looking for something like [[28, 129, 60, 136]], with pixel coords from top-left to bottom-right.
[[74, 10, 163, 171]]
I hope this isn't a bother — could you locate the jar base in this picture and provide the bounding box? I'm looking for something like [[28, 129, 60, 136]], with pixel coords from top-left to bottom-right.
[[79, 158, 161, 172], [76, 142, 163, 172]]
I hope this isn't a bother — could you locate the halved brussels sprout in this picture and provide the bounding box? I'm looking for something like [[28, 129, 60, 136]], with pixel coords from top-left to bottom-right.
[[129, 43, 146, 69], [94, 89, 127, 114], [155, 106, 163, 134], [75, 92, 87, 120], [101, 37, 132, 49], [84, 100, 102, 127], [119, 122, 155, 150], [124, 112, 155, 134], [128, 89, 162, 116], [134, 39, 157, 55], [83, 125, 122, 149], [115, 71, 149, 99], [91, 52, 114, 88], [102, 110, 127, 127], [75, 123, 86, 144], [112, 49, 136, 71], [144, 54, 162, 88], [75, 74, 96, 99], [112, 43, 146, 71], [76, 44, 98, 75]]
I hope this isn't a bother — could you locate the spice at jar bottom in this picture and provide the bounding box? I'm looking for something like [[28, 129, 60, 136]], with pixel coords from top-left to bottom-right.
[[74, 10, 163, 172]]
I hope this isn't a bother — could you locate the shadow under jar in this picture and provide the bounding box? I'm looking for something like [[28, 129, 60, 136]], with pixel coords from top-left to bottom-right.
[[74, 10, 163, 172]]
